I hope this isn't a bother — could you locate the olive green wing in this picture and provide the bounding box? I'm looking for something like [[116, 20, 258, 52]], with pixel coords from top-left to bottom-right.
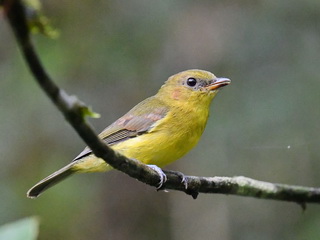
[[73, 96, 169, 160]]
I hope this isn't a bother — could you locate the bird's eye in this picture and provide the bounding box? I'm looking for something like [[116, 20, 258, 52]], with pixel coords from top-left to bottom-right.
[[186, 78, 197, 87]]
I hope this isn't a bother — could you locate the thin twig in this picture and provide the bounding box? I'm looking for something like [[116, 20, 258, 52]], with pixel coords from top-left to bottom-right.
[[3, 0, 320, 206], [4, 0, 163, 189]]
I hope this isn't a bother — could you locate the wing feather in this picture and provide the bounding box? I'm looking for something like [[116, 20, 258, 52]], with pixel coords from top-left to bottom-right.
[[74, 96, 168, 160]]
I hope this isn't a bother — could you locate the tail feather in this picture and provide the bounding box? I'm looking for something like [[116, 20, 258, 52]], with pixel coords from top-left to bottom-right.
[[27, 162, 76, 198]]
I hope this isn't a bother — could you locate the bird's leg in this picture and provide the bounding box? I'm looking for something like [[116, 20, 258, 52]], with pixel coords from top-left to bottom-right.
[[147, 165, 167, 189], [164, 170, 188, 189]]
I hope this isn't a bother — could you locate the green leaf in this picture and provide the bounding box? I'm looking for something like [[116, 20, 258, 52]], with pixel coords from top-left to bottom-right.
[[0, 217, 39, 240], [23, 0, 59, 38], [80, 105, 101, 119]]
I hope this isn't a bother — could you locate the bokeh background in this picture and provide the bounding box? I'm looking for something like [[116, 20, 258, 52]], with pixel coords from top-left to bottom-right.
[[1, 0, 320, 239]]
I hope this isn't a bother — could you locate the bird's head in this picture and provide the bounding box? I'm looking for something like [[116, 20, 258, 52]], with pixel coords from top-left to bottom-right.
[[157, 69, 230, 106]]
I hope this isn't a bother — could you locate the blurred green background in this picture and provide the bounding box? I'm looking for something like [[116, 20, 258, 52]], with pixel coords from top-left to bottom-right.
[[1, 0, 320, 239]]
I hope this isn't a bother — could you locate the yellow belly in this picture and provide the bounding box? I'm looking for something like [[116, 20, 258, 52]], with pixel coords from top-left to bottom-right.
[[72, 107, 209, 173]]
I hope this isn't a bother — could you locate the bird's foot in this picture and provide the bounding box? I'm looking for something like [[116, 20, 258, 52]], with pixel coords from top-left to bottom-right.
[[147, 165, 167, 189], [164, 170, 188, 189]]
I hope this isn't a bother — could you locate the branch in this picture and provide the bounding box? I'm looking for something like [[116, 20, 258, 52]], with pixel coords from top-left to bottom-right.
[[3, 0, 320, 206], [3, 0, 162, 188]]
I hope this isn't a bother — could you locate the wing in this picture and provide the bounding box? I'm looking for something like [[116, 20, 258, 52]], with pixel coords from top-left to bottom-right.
[[73, 96, 169, 160]]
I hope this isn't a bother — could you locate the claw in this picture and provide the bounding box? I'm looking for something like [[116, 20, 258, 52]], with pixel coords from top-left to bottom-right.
[[147, 165, 167, 189], [181, 176, 188, 189], [178, 172, 188, 189], [164, 170, 188, 189]]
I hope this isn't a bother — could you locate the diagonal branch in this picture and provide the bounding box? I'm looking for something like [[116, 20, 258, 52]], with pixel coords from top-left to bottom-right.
[[4, 0, 162, 190], [3, 0, 320, 206]]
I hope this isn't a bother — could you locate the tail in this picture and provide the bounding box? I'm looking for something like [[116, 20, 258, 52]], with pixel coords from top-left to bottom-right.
[[27, 162, 76, 198]]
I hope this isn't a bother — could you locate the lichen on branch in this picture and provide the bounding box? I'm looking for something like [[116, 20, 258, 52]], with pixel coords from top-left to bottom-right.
[[3, 0, 320, 206]]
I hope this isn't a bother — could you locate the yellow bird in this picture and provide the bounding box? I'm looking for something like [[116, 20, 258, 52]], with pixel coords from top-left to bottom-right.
[[27, 69, 230, 198]]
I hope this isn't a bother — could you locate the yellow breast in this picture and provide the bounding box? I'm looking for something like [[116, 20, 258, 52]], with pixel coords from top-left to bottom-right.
[[114, 102, 210, 167], [72, 104, 210, 173]]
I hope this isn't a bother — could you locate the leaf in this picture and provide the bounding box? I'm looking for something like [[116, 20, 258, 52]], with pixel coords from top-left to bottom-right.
[[23, 0, 59, 38], [0, 217, 39, 240], [80, 105, 101, 119]]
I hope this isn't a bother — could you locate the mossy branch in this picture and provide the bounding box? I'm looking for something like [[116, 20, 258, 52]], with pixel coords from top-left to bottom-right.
[[3, 0, 320, 206]]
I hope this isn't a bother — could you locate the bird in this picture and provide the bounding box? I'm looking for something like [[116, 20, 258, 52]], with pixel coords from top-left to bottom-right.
[[27, 69, 230, 198]]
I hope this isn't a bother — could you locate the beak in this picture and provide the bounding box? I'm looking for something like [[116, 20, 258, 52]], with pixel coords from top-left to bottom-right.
[[205, 77, 231, 91]]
